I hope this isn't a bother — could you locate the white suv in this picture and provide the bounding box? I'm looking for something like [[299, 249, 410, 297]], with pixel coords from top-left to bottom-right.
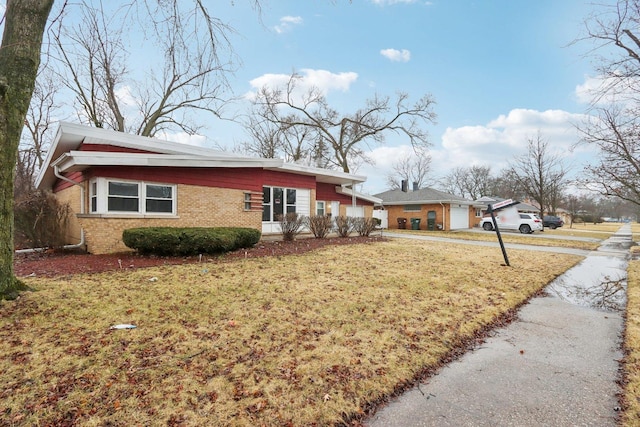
[[480, 212, 543, 234]]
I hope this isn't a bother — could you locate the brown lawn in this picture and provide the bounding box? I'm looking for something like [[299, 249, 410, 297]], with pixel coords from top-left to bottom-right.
[[1, 239, 581, 426]]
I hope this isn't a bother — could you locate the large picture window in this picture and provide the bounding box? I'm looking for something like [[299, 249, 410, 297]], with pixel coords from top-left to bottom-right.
[[90, 178, 175, 215], [262, 186, 297, 221]]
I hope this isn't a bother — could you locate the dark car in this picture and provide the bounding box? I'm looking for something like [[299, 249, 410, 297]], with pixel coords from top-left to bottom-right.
[[543, 215, 564, 229]]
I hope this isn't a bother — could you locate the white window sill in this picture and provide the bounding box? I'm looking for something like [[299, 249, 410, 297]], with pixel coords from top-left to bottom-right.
[[78, 213, 179, 219]]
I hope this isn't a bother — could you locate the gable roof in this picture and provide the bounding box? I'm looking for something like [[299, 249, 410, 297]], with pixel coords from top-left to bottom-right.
[[374, 187, 473, 205], [36, 122, 369, 190]]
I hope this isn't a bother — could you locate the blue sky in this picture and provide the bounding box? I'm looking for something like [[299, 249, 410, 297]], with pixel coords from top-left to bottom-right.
[[198, 0, 601, 195], [8, 0, 606, 195]]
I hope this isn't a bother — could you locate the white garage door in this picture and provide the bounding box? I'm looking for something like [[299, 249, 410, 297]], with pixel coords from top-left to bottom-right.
[[450, 206, 469, 230]]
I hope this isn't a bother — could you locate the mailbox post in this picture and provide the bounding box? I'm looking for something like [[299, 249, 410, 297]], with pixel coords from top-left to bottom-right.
[[486, 199, 519, 267]]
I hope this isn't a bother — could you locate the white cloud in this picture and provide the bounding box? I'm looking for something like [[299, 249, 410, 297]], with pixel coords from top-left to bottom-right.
[[247, 68, 358, 100], [274, 16, 303, 34], [439, 109, 587, 171], [575, 73, 640, 106], [357, 108, 594, 195], [157, 131, 207, 147], [380, 48, 411, 62]]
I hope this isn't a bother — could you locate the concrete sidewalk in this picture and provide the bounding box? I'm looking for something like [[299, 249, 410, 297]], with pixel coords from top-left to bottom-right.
[[366, 224, 633, 426]]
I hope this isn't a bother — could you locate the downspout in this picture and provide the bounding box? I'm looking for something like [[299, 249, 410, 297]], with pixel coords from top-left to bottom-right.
[[53, 165, 86, 250], [439, 201, 446, 231], [54, 165, 84, 214], [351, 180, 356, 208]]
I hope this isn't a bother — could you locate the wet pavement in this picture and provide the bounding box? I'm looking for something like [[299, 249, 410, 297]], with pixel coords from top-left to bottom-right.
[[366, 224, 633, 426]]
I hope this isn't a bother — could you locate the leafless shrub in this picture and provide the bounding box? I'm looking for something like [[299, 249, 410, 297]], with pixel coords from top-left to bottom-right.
[[277, 212, 305, 241], [353, 217, 380, 237], [14, 190, 71, 249], [335, 216, 354, 238], [306, 215, 332, 239]]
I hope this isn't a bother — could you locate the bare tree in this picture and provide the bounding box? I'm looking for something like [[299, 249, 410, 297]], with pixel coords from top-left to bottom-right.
[[239, 98, 316, 163], [508, 133, 568, 218], [575, 0, 640, 207], [439, 165, 493, 199], [249, 71, 437, 173], [385, 150, 432, 190], [53, 0, 237, 137]]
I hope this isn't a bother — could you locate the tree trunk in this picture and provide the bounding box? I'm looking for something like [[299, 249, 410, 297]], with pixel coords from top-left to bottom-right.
[[0, 0, 54, 299]]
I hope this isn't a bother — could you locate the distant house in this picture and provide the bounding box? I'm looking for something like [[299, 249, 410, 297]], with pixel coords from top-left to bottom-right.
[[35, 122, 381, 254], [374, 185, 476, 231]]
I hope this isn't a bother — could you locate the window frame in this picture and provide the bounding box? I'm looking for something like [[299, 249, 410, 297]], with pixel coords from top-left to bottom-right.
[[403, 204, 422, 212], [262, 186, 298, 222], [89, 178, 176, 216], [316, 201, 326, 216]]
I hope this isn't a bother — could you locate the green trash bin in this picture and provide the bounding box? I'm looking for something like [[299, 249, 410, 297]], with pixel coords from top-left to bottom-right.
[[410, 218, 421, 230]]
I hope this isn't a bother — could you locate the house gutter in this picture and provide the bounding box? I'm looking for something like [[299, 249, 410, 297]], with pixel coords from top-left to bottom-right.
[[54, 164, 85, 214]]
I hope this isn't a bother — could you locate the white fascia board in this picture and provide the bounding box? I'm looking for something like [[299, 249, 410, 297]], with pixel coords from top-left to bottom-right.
[[57, 122, 236, 157], [54, 151, 283, 172], [335, 186, 382, 204], [382, 200, 476, 206], [274, 163, 367, 185]]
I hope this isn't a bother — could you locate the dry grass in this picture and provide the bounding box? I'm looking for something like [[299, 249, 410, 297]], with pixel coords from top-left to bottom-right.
[[0, 239, 581, 426], [392, 229, 600, 251], [623, 259, 640, 426]]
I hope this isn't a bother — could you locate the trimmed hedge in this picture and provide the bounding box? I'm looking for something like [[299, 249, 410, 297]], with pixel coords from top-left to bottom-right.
[[122, 227, 261, 256]]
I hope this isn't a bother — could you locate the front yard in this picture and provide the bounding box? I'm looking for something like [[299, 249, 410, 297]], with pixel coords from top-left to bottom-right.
[[0, 239, 581, 426]]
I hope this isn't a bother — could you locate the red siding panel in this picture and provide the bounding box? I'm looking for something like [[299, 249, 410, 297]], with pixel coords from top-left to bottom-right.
[[79, 144, 157, 154], [90, 166, 265, 191], [316, 182, 373, 205], [53, 171, 85, 192], [262, 170, 316, 188]]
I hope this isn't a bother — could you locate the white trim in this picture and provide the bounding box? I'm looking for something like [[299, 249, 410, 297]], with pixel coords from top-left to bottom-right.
[[90, 177, 177, 216]]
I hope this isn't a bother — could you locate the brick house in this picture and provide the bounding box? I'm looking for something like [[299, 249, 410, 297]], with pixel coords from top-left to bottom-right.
[[374, 185, 477, 231], [35, 122, 381, 254]]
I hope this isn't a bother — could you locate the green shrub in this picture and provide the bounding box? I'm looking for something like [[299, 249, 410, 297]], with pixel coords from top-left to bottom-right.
[[122, 227, 261, 256]]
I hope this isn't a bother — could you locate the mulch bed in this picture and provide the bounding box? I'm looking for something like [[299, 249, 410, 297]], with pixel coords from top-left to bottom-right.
[[14, 235, 386, 278]]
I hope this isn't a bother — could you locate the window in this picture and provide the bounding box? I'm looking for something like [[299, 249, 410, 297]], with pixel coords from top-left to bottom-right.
[[90, 178, 175, 215], [90, 181, 97, 212], [146, 184, 173, 213], [475, 208, 483, 218], [316, 201, 325, 216], [262, 186, 297, 221], [403, 205, 421, 212], [108, 182, 139, 212], [244, 193, 252, 210]]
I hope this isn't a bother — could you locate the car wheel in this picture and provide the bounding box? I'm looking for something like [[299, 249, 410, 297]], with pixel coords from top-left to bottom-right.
[[549, 224, 557, 229], [519, 224, 531, 234], [482, 222, 493, 231]]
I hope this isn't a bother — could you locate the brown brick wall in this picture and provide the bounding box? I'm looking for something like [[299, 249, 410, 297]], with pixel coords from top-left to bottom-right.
[[75, 184, 261, 254], [55, 185, 85, 245], [386, 204, 448, 230]]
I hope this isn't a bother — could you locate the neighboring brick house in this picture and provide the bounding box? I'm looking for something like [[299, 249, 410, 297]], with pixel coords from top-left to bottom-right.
[[36, 122, 381, 254], [374, 185, 476, 231]]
